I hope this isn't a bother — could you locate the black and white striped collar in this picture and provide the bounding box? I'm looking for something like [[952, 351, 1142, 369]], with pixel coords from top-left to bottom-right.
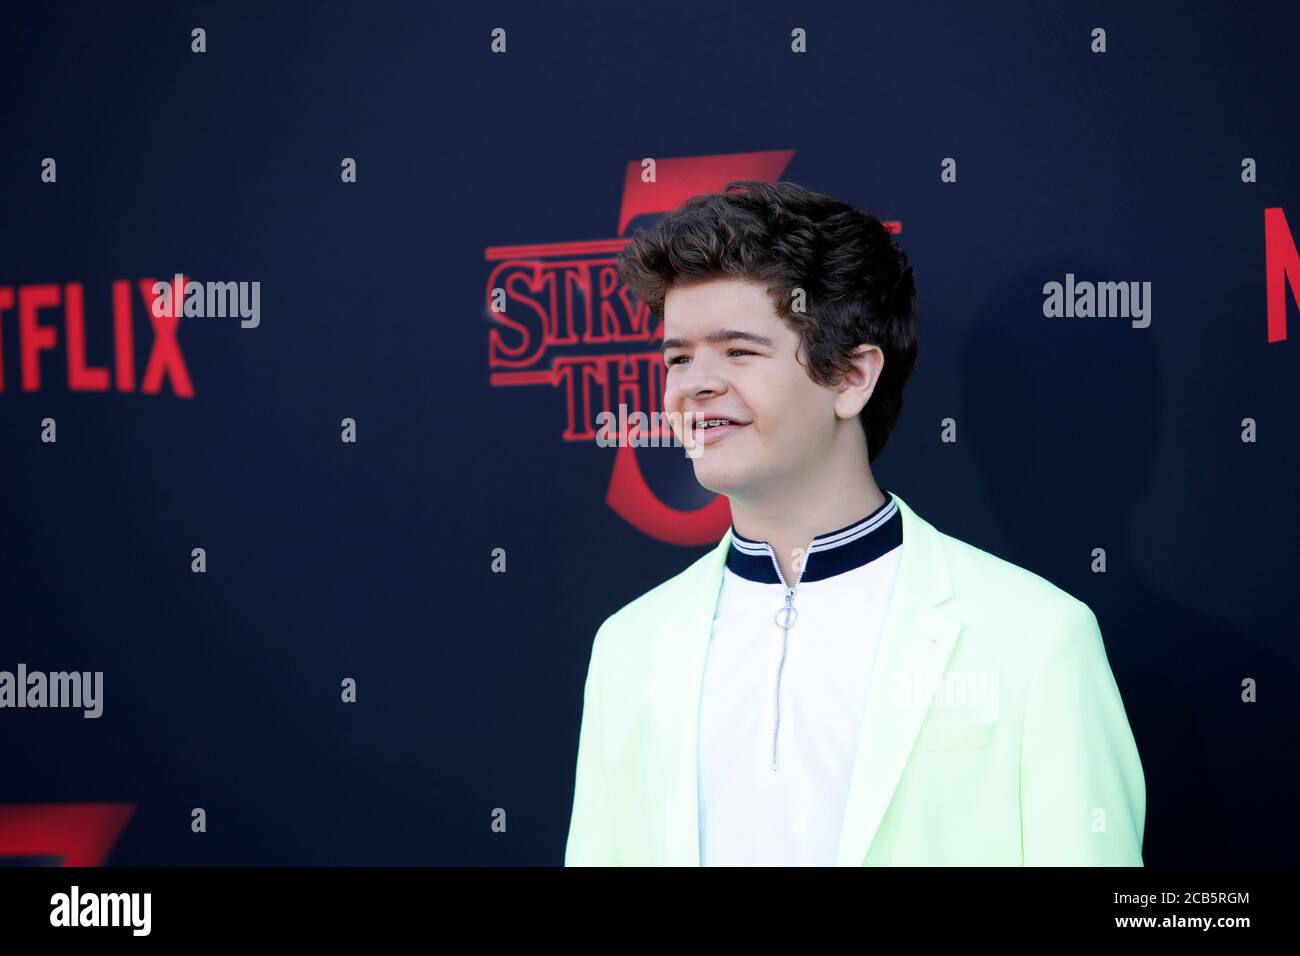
[[725, 491, 902, 584]]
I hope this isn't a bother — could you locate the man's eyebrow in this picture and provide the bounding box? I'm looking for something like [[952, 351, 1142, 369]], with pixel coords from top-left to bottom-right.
[[659, 329, 777, 352]]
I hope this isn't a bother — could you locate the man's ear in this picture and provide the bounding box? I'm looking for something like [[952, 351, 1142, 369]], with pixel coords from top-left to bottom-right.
[[833, 344, 884, 420]]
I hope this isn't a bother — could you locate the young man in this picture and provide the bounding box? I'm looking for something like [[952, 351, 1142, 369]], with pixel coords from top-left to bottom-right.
[[565, 181, 1145, 866]]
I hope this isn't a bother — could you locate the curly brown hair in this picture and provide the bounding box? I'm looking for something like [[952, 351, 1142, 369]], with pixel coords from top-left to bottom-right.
[[618, 180, 918, 463]]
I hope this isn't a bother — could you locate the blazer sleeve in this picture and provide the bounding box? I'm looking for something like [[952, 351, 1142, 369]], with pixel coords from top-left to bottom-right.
[[1019, 602, 1146, 865], [564, 621, 618, 866]]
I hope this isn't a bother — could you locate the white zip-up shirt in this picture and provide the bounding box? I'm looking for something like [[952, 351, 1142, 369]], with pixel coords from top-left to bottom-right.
[[697, 491, 904, 866]]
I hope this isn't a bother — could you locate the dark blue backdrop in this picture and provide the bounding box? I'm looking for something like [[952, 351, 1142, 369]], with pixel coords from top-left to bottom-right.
[[1, 0, 1296, 865]]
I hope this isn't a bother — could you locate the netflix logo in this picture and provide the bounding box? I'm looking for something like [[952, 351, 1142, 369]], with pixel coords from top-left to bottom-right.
[[0, 276, 194, 396]]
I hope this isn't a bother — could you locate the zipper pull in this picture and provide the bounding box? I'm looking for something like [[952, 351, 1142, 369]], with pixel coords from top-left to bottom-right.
[[774, 586, 797, 630]]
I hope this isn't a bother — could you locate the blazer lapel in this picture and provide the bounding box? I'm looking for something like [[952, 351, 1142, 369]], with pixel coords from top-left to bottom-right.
[[834, 493, 962, 865], [657, 531, 730, 866]]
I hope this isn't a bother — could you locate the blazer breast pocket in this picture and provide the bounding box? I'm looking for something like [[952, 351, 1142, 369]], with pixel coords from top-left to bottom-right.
[[912, 714, 997, 752]]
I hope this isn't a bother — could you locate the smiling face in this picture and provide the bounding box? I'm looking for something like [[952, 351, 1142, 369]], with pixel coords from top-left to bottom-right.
[[661, 276, 850, 499]]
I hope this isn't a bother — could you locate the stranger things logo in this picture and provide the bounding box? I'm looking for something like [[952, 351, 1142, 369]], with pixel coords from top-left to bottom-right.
[[485, 236, 716, 546]]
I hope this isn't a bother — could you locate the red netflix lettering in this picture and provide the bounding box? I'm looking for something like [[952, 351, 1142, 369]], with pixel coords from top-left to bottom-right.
[[64, 282, 110, 391], [19, 284, 60, 391], [138, 277, 194, 397], [0, 279, 194, 396], [1265, 207, 1299, 343]]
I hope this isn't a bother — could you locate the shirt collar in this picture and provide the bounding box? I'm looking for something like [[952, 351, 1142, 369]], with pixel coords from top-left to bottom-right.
[[725, 490, 903, 584]]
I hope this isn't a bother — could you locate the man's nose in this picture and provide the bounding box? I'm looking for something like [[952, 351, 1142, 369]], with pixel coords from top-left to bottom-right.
[[669, 356, 729, 400]]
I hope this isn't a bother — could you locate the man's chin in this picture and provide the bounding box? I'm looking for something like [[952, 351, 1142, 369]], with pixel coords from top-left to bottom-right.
[[690, 458, 750, 497]]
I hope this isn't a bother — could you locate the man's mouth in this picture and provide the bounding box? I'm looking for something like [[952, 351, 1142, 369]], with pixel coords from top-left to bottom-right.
[[690, 417, 750, 443]]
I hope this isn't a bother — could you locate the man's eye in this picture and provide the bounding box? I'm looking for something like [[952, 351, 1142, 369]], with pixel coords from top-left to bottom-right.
[[666, 349, 753, 367]]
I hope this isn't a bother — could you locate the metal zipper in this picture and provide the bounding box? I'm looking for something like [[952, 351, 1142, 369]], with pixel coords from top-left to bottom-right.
[[768, 544, 806, 771]]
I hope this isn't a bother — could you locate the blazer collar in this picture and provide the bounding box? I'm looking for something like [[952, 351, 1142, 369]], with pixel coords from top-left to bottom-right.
[[654, 490, 962, 866]]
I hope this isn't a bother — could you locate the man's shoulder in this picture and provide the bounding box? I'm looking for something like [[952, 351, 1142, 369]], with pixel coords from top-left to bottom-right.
[[931, 522, 1092, 627]]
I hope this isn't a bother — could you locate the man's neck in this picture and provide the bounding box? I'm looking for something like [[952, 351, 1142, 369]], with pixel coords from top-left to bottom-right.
[[728, 471, 886, 587]]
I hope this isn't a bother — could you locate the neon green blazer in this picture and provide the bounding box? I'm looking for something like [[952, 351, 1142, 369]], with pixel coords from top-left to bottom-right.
[[565, 492, 1146, 866]]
